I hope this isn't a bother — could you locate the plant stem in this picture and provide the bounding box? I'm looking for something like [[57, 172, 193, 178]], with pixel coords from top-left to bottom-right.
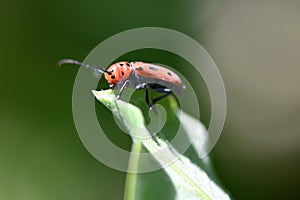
[[124, 139, 143, 200]]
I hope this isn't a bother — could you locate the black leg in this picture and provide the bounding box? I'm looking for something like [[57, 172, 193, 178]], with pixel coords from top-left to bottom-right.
[[116, 80, 130, 99], [152, 92, 171, 105], [150, 86, 172, 105], [145, 87, 152, 108], [136, 84, 172, 108], [136, 83, 153, 108]]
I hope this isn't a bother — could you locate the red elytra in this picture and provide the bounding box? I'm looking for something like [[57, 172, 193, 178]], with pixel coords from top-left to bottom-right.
[[58, 59, 185, 107]]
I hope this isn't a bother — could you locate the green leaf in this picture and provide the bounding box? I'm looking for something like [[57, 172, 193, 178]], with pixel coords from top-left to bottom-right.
[[92, 89, 230, 200]]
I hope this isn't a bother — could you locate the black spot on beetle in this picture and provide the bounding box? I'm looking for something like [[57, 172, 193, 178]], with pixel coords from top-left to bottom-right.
[[149, 66, 158, 71], [121, 71, 124, 76], [120, 63, 124, 66], [111, 75, 115, 79], [135, 67, 143, 71], [167, 72, 172, 76], [126, 63, 130, 66], [107, 72, 112, 75]]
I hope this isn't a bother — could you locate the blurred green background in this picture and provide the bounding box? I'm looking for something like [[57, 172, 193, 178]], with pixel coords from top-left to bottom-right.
[[1, 0, 300, 199]]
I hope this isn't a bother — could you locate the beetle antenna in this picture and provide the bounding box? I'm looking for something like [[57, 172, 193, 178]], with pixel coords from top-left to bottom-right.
[[58, 59, 107, 74]]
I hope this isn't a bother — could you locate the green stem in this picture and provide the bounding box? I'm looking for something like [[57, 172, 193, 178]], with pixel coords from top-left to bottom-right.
[[124, 139, 143, 200]]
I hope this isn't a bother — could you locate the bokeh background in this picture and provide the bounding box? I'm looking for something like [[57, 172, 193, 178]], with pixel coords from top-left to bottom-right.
[[1, 0, 300, 199]]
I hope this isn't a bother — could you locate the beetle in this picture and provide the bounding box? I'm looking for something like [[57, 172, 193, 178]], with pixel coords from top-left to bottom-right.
[[58, 59, 185, 108]]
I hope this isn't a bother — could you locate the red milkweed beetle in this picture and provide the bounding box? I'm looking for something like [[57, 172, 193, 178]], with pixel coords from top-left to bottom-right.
[[58, 59, 185, 108]]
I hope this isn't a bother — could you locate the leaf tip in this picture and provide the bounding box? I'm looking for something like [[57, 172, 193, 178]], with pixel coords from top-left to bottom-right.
[[91, 89, 98, 97]]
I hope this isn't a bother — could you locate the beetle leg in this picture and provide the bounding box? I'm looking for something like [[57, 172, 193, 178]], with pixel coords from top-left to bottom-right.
[[149, 86, 172, 105], [135, 83, 153, 108], [145, 87, 153, 108], [151, 87, 171, 93], [152, 92, 171, 105], [116, 79, 130, 99], [135, 83, 147, 90]]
